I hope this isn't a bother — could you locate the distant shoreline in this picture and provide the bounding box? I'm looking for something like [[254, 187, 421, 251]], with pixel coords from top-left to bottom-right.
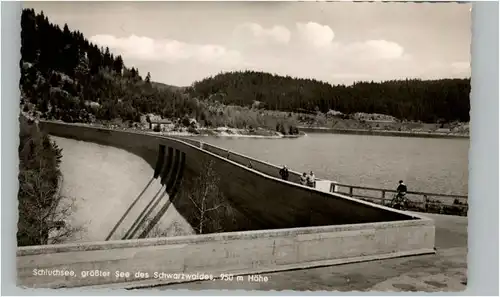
[[298, 126, 470, 139], [40, 120, 306, 140]]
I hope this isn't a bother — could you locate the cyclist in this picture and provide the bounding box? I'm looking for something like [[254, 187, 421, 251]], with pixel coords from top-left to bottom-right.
[[393, 180, 408, 206], [396, 180, 407, 197]]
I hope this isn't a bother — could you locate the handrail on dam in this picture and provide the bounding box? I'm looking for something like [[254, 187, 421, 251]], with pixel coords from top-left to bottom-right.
[[330, 182, 468, 216], [331, 182, 467, 203], [177, 136, 322, 184]]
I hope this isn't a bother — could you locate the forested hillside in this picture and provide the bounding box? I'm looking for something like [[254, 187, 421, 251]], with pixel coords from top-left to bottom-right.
[[20, 9, 302, 135], [20, 8, 469, 128], [190, 72, 470, 123], [20, 8, 199, 124]]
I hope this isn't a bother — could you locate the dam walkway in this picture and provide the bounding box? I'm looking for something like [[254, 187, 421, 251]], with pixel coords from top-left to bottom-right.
[[148, 212, 467, 292]]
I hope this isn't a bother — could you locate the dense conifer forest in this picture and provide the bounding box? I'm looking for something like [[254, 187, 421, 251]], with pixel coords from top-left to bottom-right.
[[20, 8, 469, 126], [190, 72, 470, 123], [20, 8, 194, 124]]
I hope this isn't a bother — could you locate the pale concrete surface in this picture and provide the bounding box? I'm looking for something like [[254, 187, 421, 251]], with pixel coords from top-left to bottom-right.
[[17, 218, 434, 288], [152, 213, 467, 292], [52, 136, 194, 243]]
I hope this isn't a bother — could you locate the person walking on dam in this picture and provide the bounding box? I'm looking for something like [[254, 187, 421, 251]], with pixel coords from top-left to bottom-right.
[[307, 171, 316, 187], [279, 165, 289, 181], [300, 172, 307, 185]]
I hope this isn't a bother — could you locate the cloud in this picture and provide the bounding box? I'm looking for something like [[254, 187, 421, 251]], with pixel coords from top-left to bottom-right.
[[341, 39, 406, 60], [292, 22, 405, 61], [233, 23, 291, 45], [90, 34, 243, 66], [89, 26, 446, 87], [361, 40, 405, 59], [296, 22, 335, 47]]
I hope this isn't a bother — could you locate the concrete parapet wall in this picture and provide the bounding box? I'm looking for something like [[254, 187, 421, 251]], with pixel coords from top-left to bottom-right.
[[172, 136, 201, 148], [199, 141, 335, 187], [17, 219, 435, 289], [202, 143, 302, 183]]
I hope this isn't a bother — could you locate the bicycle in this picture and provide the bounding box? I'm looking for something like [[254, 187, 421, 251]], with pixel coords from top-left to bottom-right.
[[390, 193, 409, 210]]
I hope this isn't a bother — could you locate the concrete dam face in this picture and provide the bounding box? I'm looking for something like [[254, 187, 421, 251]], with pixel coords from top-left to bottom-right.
[[39, 121, 416, 233], [17, 121, 436, 289], [49, 136, 195, 242]]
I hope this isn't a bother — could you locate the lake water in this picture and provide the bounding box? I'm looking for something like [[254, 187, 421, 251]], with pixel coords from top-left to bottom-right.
[[196, 133, 469, 196]]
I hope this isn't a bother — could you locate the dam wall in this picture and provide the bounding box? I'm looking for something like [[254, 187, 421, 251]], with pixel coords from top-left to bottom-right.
[[17, 219, 435, 289], [16, 121, 436, 289], [39, 121, 416, 230]]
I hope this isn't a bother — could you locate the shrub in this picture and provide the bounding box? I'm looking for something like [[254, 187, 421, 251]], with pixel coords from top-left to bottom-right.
[[279, 123, 287, 135], [181, 116, 191, 127], [289, 125, 299, 135], [188, 126, 199, 134]]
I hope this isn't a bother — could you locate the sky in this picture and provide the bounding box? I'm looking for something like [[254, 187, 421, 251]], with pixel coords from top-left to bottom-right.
[[25, 1, 471, 87]]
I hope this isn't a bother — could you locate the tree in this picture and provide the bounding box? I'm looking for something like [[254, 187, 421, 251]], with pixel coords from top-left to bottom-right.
[[74, 49, 89, 81], [17, 118, 85, 246], [185, 160, 231, 234], [18, 170, 85, 245], [113, 55, 123, 74], [145, 72, 151, 83], [20, 9, 38, 63], [103, 47, 113, 69], [139, 218, 190, 238]]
